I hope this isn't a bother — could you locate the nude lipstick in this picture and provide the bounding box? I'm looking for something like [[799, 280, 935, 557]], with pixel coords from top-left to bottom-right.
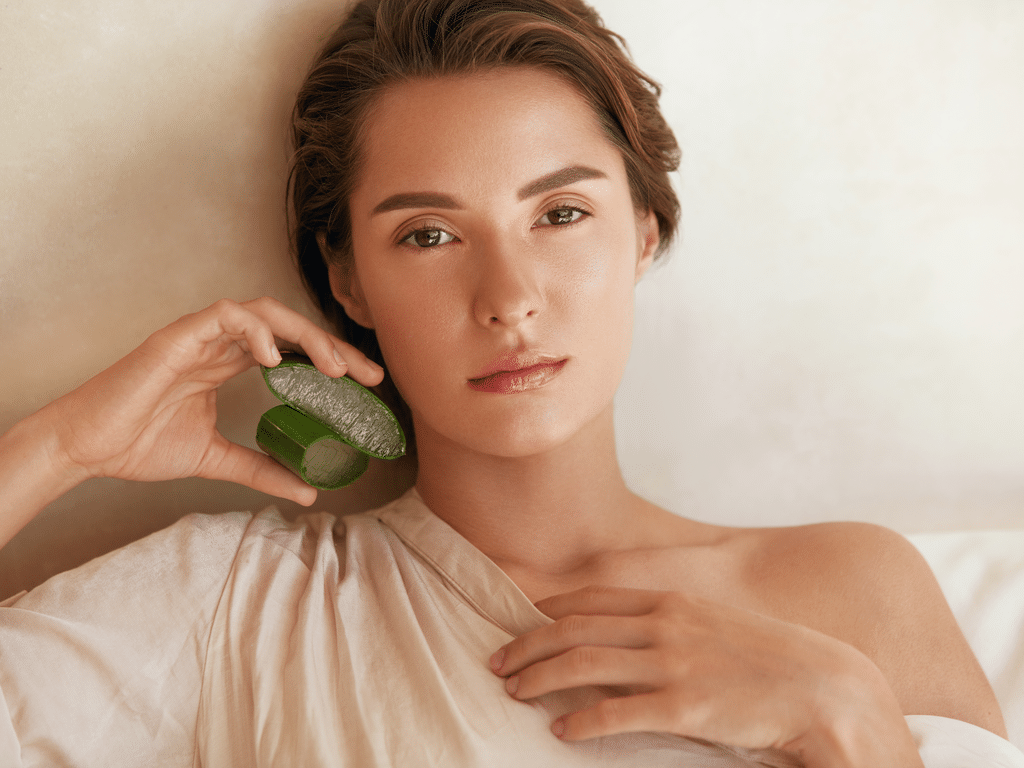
[[468, 358, 567, 394]]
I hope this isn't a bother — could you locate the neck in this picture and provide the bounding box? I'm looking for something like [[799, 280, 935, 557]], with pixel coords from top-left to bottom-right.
[[414, 404, 651, 579]]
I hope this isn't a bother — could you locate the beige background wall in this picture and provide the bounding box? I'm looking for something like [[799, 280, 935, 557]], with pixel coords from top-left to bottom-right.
[[1, 0, 1022, 597]]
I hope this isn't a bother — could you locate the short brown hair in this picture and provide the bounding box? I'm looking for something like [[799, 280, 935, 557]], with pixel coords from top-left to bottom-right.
[[288, 0, 681, 448]]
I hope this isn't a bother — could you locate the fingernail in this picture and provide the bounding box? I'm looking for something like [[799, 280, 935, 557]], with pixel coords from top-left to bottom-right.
[[333, 348, 346, 368], [370, 360, 384, 373], [551, 718, 565, 738], [271, 346, 282, 365], [489, 649, 505, 672], [505, 675, 519, 696]]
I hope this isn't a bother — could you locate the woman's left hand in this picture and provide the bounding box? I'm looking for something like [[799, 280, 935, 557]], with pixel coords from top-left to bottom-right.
[[488, 585, 922, 767]]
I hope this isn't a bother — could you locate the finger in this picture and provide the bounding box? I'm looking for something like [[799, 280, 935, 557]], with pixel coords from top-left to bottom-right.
[[493, 614, 649, 676], [509, 645, 660, 701], [199, 434, 318, 507], [555, 691, 676, 742], [534, 584, 667, 620], [556, 689, 785, 748], [215, 299, 284, 369], [242, 297, 385, 387], [163, 299, 281, 371]]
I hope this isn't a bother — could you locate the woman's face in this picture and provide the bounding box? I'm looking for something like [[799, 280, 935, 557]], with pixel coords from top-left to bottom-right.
[[333, 67, 658, 458]]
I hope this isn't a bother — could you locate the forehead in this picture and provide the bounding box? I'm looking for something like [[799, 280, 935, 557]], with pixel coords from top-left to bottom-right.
[[351, 67, 625, 209]]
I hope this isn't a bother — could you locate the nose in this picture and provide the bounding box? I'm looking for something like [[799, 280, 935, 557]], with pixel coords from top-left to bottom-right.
[[472, 234, 543, 329]]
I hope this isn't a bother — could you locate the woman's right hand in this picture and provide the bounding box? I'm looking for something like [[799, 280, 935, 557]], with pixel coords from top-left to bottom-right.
[[39, 297, 384, 507]]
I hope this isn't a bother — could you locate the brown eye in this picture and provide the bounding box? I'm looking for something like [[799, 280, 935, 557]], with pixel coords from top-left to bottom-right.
[[540, 207, 586, 226], [415, 230, 442, 247], [401, 228, 456, 248]]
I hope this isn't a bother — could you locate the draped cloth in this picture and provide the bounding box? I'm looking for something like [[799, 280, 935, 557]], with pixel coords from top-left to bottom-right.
[[1, 487, 1020, 767]]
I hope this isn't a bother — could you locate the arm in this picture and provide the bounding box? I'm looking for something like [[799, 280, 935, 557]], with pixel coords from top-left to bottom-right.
[[0, 506, 255, 767], [0, 296, 383, 551], [0, 296, 382, 764]]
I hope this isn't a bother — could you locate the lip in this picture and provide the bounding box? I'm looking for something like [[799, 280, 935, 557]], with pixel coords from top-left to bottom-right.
[[468, 355, 568, 394], [469, 352, 566, 381]]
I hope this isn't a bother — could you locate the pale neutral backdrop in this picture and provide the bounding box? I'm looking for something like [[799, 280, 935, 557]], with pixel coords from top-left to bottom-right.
[[1, 0, 1022, 597]]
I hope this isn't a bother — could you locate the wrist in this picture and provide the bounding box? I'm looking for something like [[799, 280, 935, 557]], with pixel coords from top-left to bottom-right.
[[30, 401, 99, 485], [786, 646, 924, 768], [0, 409, 94, 549]]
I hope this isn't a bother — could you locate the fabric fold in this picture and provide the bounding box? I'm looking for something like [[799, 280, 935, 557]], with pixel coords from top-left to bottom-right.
[[2, 488, 1023, 766], [909, 715, 1024, 767], [375, 487, 553, 637]]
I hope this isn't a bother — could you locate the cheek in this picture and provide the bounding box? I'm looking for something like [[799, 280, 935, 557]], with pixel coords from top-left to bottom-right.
[[361, 272, 463, 403], [555, 227, 638, 342]]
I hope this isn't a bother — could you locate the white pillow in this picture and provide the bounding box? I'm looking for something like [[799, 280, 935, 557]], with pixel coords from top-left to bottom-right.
[[909, 530, 1024, 750]]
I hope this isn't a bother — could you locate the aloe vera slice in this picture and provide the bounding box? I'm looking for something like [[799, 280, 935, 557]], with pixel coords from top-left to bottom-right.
[[261, 353, 406, 460], [257, 404, 369, 489]]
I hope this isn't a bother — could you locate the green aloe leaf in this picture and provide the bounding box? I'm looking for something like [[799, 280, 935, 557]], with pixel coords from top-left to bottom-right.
[[261, 352, 406, 460], [256, 405, 369, 489]]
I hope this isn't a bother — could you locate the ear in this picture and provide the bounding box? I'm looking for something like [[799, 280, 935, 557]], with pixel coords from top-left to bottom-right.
[[634, 209, 659, 283], [319, 233, 375, 329]]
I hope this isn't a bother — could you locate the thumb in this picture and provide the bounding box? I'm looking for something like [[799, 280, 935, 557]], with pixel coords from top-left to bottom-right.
[[201, 435, 319, 507]]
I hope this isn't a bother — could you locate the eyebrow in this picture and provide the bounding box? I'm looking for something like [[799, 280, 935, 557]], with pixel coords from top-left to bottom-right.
[[516, 165, 607, 201], [371, 192, 460, 216], [369, 165, 608, 216]]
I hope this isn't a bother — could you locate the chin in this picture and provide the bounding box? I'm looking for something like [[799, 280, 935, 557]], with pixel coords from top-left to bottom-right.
[[417, 400, 606, 460], [469, 430, 576, 460]]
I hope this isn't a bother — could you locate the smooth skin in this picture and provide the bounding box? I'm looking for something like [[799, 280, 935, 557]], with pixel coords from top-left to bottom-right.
[[0, 65, 1007, 766], [330, 67, 1006, 765]]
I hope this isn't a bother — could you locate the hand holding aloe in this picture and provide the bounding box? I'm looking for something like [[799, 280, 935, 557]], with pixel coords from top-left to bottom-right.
[[0, 297, 385, 547]]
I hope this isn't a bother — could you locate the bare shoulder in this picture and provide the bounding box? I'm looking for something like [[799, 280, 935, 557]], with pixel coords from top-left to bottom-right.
[[733, 520, 1006, 737]]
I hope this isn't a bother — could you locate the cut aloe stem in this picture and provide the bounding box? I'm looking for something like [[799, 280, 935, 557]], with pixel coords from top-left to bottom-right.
[[261, 352, 406, 460], [257, 404, 369, 489]]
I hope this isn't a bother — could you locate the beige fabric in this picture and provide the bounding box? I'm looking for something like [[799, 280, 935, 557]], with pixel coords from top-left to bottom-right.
[[0, 489, 1019, 767]]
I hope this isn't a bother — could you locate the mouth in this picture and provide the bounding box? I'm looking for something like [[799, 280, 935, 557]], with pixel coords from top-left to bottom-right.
[[467, 358, 568, 394]]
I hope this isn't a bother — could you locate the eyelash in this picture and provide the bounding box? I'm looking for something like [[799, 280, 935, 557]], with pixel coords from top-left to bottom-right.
[[396, 202, 593, 249]]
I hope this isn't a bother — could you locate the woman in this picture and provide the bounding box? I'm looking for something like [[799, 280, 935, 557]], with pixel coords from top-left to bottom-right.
[[0, 0, 1018, 766]]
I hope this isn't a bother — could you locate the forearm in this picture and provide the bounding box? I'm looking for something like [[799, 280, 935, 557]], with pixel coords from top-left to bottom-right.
[[0, 407, 91, 550]]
